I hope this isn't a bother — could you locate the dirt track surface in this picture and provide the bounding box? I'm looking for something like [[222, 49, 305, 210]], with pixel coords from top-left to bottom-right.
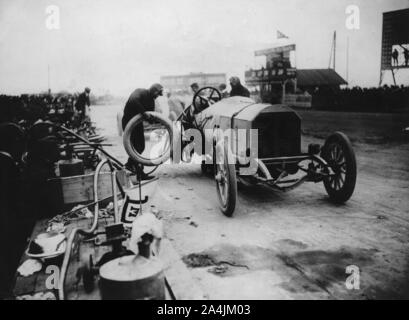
[[93, 106, 409, 300]]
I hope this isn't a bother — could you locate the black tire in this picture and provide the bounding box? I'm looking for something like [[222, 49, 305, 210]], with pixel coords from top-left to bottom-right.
[[214, 144, 237, 217], [321, 132, 357, 203]]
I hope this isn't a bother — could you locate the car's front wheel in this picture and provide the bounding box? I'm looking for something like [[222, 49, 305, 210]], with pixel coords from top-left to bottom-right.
[[321, 132, 357, 203], [214, 143, 237, 217]]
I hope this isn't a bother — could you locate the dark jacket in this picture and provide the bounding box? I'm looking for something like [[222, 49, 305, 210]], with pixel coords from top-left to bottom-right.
[[230, 84, 250, 98], [75, 92, 90, 113], [122, 89, 155, 129], [122, 89, 156, 154]]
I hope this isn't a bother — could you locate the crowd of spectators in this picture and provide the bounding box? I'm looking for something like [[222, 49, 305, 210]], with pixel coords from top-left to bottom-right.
[[311, 85, 409, 112], [0, 91, 96, 297], [0, 92, 88, 128]]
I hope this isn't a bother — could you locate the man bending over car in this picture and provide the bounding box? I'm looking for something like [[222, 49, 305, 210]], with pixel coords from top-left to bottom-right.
[[122, 83, 163, 180]]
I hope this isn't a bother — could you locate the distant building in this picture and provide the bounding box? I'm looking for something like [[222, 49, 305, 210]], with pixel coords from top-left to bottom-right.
[[161, 72, 226, 92], [296, 69, 347, 92], [245, 43, 297, 103], [245, 43, 347, 107]]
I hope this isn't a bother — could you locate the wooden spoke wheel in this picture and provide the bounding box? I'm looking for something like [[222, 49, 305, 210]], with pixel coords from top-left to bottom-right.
[[322, 132, 357, 203], [214, 142, 237, 217]]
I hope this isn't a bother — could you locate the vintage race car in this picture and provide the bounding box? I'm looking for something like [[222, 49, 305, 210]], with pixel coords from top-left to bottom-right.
[[123, 87, 357, 217], [178, 87, 357, 216]]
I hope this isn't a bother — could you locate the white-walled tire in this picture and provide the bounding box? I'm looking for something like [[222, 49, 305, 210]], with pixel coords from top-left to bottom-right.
[[123, 111, 173, 166]]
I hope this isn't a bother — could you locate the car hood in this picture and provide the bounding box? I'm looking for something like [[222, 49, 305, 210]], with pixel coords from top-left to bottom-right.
[[205, 96, 298, 122]]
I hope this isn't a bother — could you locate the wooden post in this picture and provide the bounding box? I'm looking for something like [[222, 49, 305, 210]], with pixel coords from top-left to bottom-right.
[[333, 31, 337, 71], [391, 69, 397, 86], [282, 80, 287, 104], [346, 36, 349, 86]]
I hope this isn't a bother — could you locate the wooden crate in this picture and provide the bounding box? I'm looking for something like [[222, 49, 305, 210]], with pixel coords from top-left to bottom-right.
[[48, 172, 115, 206]]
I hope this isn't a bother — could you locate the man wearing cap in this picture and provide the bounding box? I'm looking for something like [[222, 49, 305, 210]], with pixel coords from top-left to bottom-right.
[[190, 82, 199, 94], [219, 83, 229, 99], [122, 83, 163, 179], [229, 77, 250, 98], [75, 87, 91, 121]]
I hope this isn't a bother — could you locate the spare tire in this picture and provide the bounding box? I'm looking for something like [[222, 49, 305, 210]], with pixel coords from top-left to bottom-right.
[[123, 111, 173, 166]]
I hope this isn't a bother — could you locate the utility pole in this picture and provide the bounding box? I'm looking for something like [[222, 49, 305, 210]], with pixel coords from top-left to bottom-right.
[[328, 36, 333, 69], [328, 31, 337, 71], [346, 36, 349, 86], [333, 31, 336, 71], [47, 64, 51, 94]]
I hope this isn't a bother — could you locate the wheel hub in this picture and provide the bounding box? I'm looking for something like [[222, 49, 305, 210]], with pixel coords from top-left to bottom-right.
[[215, 171, 226, 184]]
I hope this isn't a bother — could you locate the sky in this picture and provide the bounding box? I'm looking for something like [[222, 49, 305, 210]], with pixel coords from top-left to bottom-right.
[[0, 0, 408, 96]]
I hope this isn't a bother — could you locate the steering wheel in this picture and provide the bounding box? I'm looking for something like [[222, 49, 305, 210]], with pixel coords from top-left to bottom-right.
[[192, 87, 221, 113]]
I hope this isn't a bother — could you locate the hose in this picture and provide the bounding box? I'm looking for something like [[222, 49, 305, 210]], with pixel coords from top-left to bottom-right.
[[58, 159, 111, 300]]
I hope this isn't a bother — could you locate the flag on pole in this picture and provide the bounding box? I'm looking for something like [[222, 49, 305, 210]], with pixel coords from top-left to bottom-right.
[[277, 30, 289, 39]]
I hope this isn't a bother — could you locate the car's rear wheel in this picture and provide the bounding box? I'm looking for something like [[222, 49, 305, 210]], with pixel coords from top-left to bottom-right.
[[322, 132, 357, 203], [214, 143, 237, 217]]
